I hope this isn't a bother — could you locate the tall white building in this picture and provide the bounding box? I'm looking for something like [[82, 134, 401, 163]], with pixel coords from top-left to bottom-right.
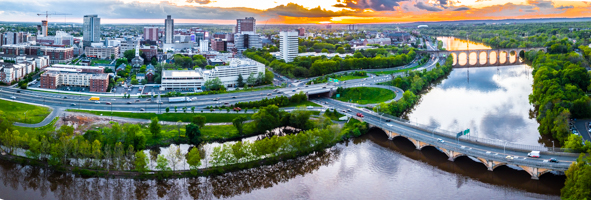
[[83, 15, 101, 47], [165, 15, 174, 44], [279, 31, 299, 63], [199, 40, 209, 52]]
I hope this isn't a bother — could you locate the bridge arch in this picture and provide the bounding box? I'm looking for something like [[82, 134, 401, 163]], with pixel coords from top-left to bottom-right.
[[509, 50, 518, 64], [458, 52, 468, 66], [489, 51, 497, 65], [450, 53, 458, 66], [468, 52, 478, 66], [478, 51, 488, 65], [499, 51, 509, 65]]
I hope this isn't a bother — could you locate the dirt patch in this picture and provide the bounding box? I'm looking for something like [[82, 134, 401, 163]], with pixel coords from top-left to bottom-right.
[[55, 112, 148, 134]]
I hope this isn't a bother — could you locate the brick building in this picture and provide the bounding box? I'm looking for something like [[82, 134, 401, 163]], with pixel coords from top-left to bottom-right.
[[1, 44, 74, 64]]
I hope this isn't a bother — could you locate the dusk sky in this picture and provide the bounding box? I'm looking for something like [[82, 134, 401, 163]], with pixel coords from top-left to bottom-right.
[[1, 0, 590, 24]]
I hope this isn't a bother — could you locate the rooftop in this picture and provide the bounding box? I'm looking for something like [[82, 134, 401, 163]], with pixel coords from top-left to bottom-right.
[[162, 70, 203, 78]]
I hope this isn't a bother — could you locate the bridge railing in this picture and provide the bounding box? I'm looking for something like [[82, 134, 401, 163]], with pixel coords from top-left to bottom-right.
[[373, 111, 580, 154], [370, 122, 571, 170]]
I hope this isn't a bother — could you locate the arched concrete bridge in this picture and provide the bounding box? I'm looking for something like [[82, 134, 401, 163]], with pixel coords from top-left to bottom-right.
[[319, 98, 577, 180], [420, 48, 547, 68]]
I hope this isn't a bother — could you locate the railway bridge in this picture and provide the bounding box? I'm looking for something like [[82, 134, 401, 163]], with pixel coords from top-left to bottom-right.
[[420, 48, 547, 67]]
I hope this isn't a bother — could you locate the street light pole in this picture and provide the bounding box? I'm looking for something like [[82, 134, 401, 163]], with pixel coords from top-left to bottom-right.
[[504, 142, 507, 154], [552, 141, 555, 152]]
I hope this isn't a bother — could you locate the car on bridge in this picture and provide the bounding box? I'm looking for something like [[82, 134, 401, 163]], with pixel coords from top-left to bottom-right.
[[548, 158, 559, 163], [356, 113, 364, 117], [71, 103, 76, 106]]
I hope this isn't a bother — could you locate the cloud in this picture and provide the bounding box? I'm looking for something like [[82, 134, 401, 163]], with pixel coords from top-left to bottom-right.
[[527, 0, 554, 8], [185, 0, 212, 4], [556, 5, 574, 9], [415, 2, 443, 12], [333, 0, 407, 11], [265, 3, 354, 18], [452, 7, 470, 11]]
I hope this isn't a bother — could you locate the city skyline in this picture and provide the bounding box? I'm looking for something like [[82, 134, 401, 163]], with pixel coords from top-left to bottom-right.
[[0, 0, 589, 24]]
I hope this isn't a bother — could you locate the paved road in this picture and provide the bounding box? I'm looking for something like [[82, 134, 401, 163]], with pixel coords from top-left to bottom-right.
[[573, 119, 591, 142]]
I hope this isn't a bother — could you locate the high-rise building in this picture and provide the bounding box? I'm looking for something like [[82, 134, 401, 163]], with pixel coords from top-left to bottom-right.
[[41, 20, 48, 36], [165, 15, 174, 44], [82, 15, 101, 47], [144, 27, 159, 41], [235, 17, 256, 33], [279, 31, 298, 63], [297, 28, 305, 36], [234, 32, 262, 51]]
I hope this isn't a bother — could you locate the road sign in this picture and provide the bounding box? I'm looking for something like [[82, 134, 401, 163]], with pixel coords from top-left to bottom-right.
[[464, 129, 470, 135], [336, 94, 340, 98], [456, 131, 463, 138]]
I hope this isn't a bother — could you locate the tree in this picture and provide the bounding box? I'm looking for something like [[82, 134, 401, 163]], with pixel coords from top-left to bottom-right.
[[321, 48, 329, 53], [166, 107, 170, 113], [204, 77, 224, 91], [151, 57, 158, 65], [192, 115, 206, 128], [174, 106, 178, 112], [149, 117, 161, 139], [123, 49, 136, 62], [191, 106, 195, 113], [186, 123, 202, 145], [186, 147, 201, 173], [252, 105, 281, 133], [135, 151, 149, 173], [561, 154, 591, 199], [166, 144, 181, 171], [232, 116, 247, 135], [336, 47, 346, 54], [246, 73, 257, 86], [237, 74, 245, 87], [155, 155, 171, 177], [92, 140, 102, 168]]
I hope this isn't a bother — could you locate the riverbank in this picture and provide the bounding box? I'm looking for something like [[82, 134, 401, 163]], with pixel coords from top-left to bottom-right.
[[0, 118, 368, 180]]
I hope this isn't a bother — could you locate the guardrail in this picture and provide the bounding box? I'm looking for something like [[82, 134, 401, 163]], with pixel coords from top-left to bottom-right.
[[369, 121, 571, 171], [372, 111, 580, 155]]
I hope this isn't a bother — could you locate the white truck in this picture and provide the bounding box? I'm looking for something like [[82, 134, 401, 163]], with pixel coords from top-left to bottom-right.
[[527, 151, 540, 158], [168, 97, 192, 103]]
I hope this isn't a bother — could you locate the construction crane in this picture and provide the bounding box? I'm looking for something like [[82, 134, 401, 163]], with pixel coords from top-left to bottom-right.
[[36, 11, 71, 36], [37, 11, 72, 21]]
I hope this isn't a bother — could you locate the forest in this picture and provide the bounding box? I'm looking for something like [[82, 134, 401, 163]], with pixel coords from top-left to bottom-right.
[[243, 46, 416, 78]]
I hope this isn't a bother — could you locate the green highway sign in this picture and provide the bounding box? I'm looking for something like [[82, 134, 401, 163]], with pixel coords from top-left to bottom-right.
[[464, 129, 470, 135], [336, 94, 340, 98]]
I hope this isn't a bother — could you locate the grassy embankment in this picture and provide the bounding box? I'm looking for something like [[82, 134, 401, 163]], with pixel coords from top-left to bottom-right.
[[0, 99, 52, 124], [67, 109, 252, 123], [333, 87, 396, 104]]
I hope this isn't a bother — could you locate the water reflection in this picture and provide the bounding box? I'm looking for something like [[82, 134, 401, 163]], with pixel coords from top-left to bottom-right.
[[0, 130, 562, 199]]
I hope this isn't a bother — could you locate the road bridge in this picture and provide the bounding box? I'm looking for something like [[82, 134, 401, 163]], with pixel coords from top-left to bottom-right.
[[420, 48, 547, 68], [317, 98, 578, 180]]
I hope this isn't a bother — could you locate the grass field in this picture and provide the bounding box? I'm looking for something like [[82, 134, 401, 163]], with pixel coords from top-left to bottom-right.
[[333, 87, 396, 104], [0, 99, 52, 124], [68, 109, 252, 123], [337, 75, 368, 81], [90, 59, 112, 66], [370, 65, 422, 76], [287, 101, 322, 107], [13, 117, 59, 137]]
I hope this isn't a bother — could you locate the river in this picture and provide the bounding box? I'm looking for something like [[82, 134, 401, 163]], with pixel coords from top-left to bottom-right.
[[0, 37, 563, 200]]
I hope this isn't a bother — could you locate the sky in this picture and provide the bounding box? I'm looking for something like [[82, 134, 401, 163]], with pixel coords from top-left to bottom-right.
[[1, 0, 590, 24]]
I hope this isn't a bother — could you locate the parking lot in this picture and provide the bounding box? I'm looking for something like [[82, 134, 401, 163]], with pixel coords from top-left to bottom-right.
[[572, 119, 591, 142]]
